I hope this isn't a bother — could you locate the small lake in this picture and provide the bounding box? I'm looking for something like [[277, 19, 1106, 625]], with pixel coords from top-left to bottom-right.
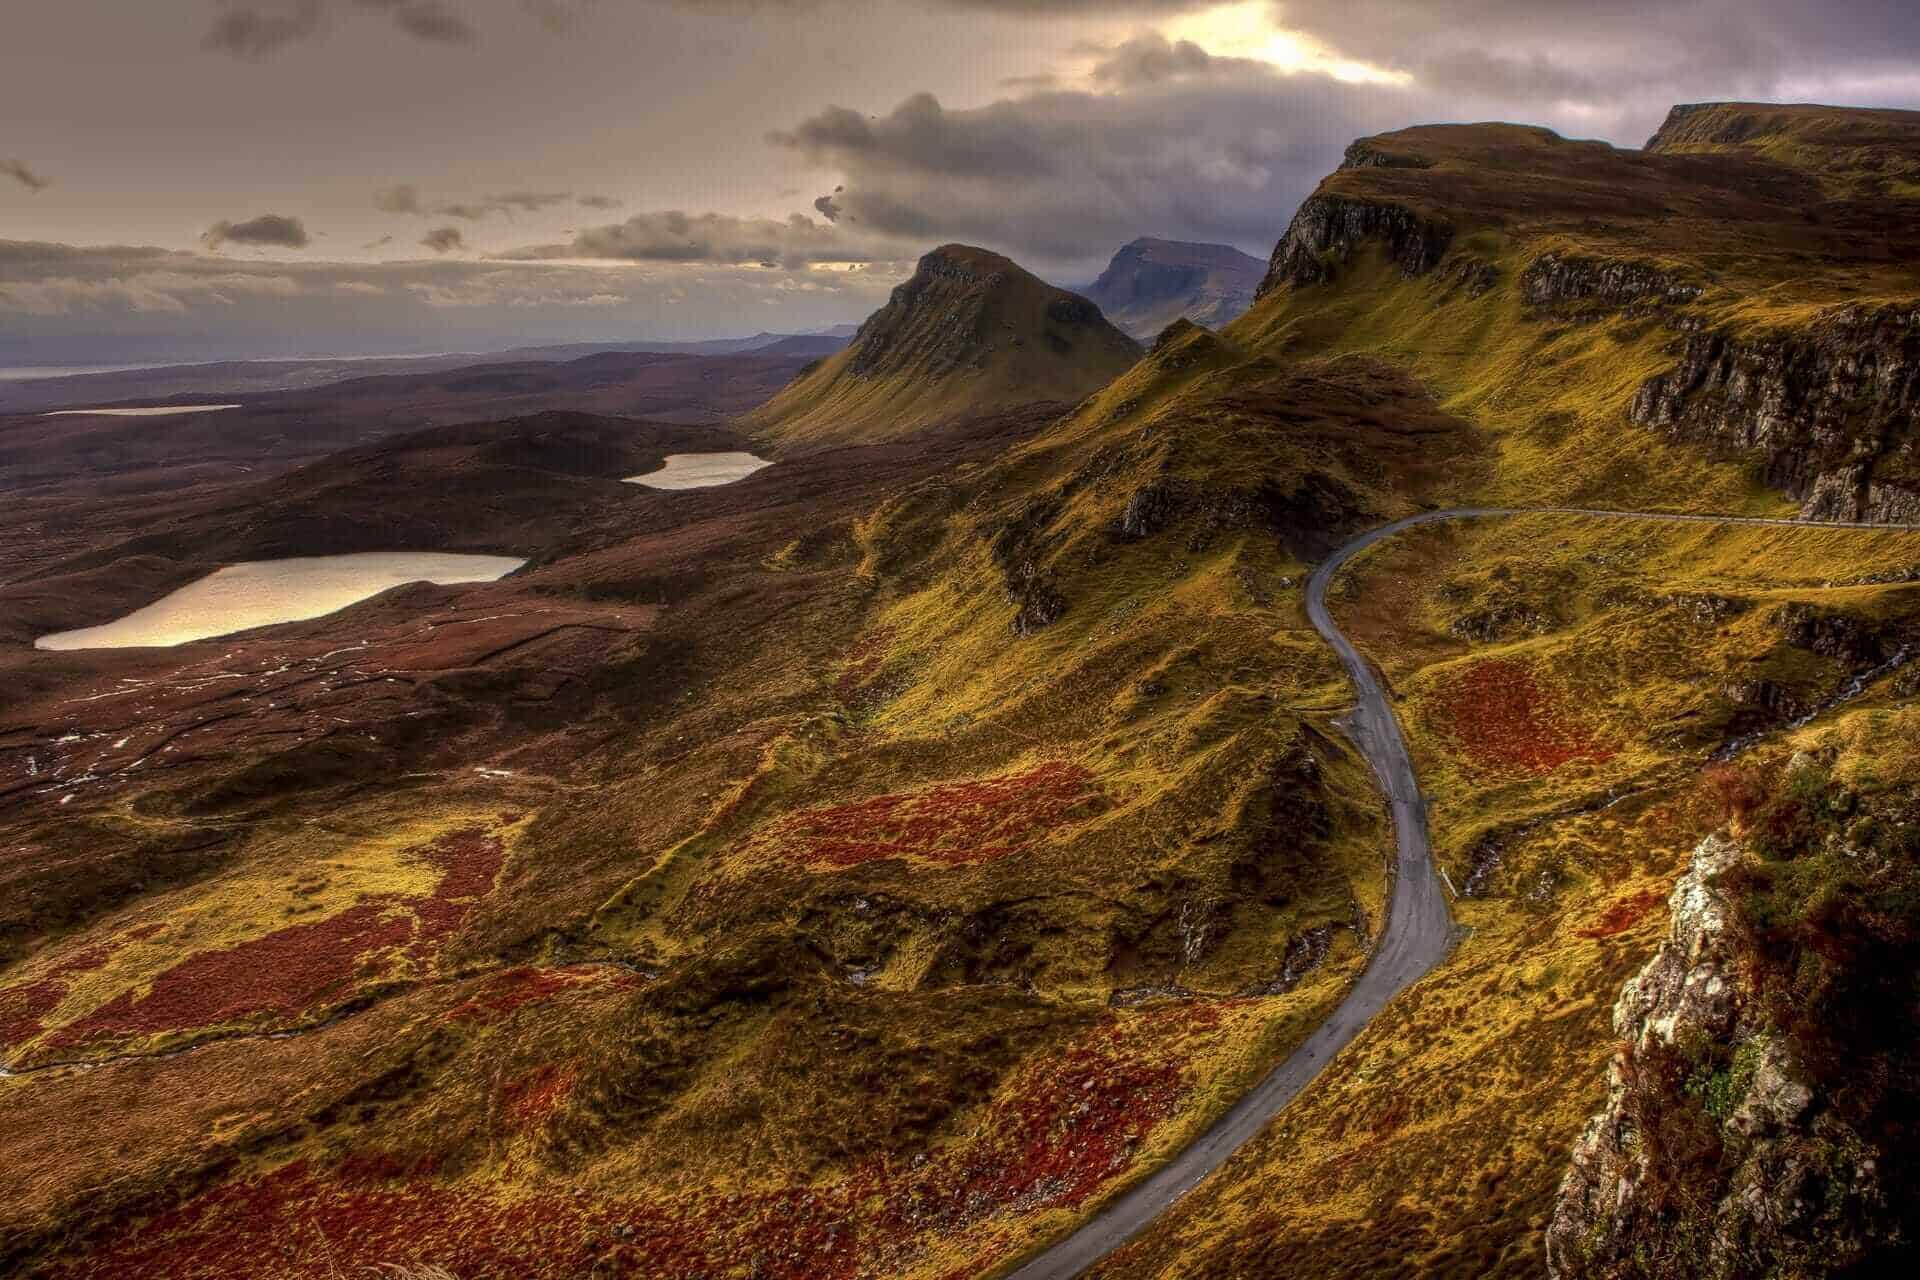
[[42, 404, 242, 417], [625, 452, 771, 489], [35, 552, 526, 650]]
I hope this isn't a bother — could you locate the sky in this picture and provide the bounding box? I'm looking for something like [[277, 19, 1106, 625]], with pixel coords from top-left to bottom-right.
[[4, 0, 1920, 362]]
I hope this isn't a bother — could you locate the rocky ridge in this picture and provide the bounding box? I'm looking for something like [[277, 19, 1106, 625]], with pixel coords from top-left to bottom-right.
[[1630, 304, 1920, 521]]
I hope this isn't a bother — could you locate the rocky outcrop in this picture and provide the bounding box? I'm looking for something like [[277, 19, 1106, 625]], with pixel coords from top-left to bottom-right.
[[1547, 830, 1893, 1279], [1630, 303, 1920, 521], [1339, 140, 1433, 171], [1521, 251, 1703, 310], [1257, 195, 1454, 297]]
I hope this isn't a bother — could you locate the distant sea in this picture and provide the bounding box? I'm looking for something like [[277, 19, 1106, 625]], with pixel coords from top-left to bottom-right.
[[0, 364, 168, 382], [0, 355, 464, 385]]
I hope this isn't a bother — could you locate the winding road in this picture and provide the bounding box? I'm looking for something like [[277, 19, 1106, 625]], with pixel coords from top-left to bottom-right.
[[1001, 505, 1920, 1280]]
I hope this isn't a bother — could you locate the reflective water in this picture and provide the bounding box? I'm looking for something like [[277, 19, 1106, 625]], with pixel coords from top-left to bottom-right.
[[35, 552, 525, 650], [625, 452, 771, 489], [42, 404, 241, 417]]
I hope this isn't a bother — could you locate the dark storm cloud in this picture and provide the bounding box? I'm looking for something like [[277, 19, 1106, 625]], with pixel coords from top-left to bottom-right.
[[202, 214, 313, 250], [3, 160, 51, 192], [768, 70, 1405, 268], [421, 226, 466, 253]]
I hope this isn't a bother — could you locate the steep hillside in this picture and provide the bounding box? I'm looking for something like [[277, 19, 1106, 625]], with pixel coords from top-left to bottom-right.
[[743, 245, 1141, 447], [1076, 238, 1265, 340], [1233, 103, 1920, 520], [0, 229, 1484, 1274]]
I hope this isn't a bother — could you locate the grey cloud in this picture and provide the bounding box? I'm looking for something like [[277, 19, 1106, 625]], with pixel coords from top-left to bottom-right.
[[1270, 0, 1920, 113], [0, 238, 898, 363], [3, 159, 51, 192], [813, 189, 844, 222], [202, 213, 313, 250], [204, 0, 323, 58], [374, 183, 423, 214], [1088, 34, 1227, 87], [421, 226, 467, 253], [204, 0, 474, 58], [378, 185, 598, 219], [768, 74, 1409, 270], [500, 208, 897, 268], [492, 191, 574, 212]]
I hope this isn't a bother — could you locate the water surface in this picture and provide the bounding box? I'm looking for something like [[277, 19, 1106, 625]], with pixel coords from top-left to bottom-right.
[[42, 404, 241, 417], [625, 452, 771, 489], [35, 552, 525, 650]]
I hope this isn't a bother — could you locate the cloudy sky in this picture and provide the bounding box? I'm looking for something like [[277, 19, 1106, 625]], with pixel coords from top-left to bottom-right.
[[4, 0, 1919, 362]]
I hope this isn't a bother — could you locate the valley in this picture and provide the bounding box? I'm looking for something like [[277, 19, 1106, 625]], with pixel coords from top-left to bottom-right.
[[4, 99, 1920, 1280]]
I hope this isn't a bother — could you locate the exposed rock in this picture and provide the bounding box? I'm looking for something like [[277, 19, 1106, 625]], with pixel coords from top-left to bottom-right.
[[1772, 602, 1887, 666], [1257, 195, 1454, 296], [1436, 254, 1501, 300], [1521, 251, 1704, 310], [1629, 303, 1920, 521], [1115, 479, 1183, 541], [1340, 140, 1434, 171], [1547, 833, 1896, 1279], [1662, 592, 1754, 626]]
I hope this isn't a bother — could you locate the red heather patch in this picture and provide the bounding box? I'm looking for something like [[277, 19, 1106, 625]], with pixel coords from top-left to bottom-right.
[[409, 828, 509, 942], [769, 761, 1102, 868], [47, 902, 414, 1048], [64, 985, 1245, 1280], [0, 943, 114, 1049], [441, 965, 639, 1026], [47, 829, 505, 1050], [1576, 888, 1666, 939], [67, 1002, 1235, 1279], [500, 1064, 577, 1131], [1437, 659, 1617, 775], [75, 1161, 866, 1280]]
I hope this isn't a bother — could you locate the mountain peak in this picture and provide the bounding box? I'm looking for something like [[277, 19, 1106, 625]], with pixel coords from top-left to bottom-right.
[[744, 244, 1141, 446], [1079, 237, 1264, 340]]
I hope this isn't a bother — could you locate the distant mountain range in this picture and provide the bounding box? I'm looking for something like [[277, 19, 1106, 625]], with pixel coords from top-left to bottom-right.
[[1071, 237, 1265, 340], [0, 328, 856, 414]]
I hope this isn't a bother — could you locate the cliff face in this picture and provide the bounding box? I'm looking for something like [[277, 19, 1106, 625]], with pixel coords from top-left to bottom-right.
[[1629, 305, 1920, 521], [1257, 194, 1453, 297], [1548, 806, 1912, 1278]]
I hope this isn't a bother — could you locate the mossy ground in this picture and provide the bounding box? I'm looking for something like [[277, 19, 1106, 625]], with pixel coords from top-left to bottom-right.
[[1088, 513, 1920, 1279]]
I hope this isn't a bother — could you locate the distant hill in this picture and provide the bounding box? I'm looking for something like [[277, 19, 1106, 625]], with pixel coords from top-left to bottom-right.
[[744, 244, 1141, 446], [1074, 237, 1265, 340], [0, 331, 856, 415]]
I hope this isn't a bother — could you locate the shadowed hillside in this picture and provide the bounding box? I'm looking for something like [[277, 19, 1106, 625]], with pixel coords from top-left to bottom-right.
[[744, 245, 1141, 447]]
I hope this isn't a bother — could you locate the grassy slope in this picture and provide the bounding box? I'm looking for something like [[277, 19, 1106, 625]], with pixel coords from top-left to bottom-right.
[[1090, 513, 1920, 1280], [8, 103, 1920, 1280], [744, 246, 1141, 449]]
